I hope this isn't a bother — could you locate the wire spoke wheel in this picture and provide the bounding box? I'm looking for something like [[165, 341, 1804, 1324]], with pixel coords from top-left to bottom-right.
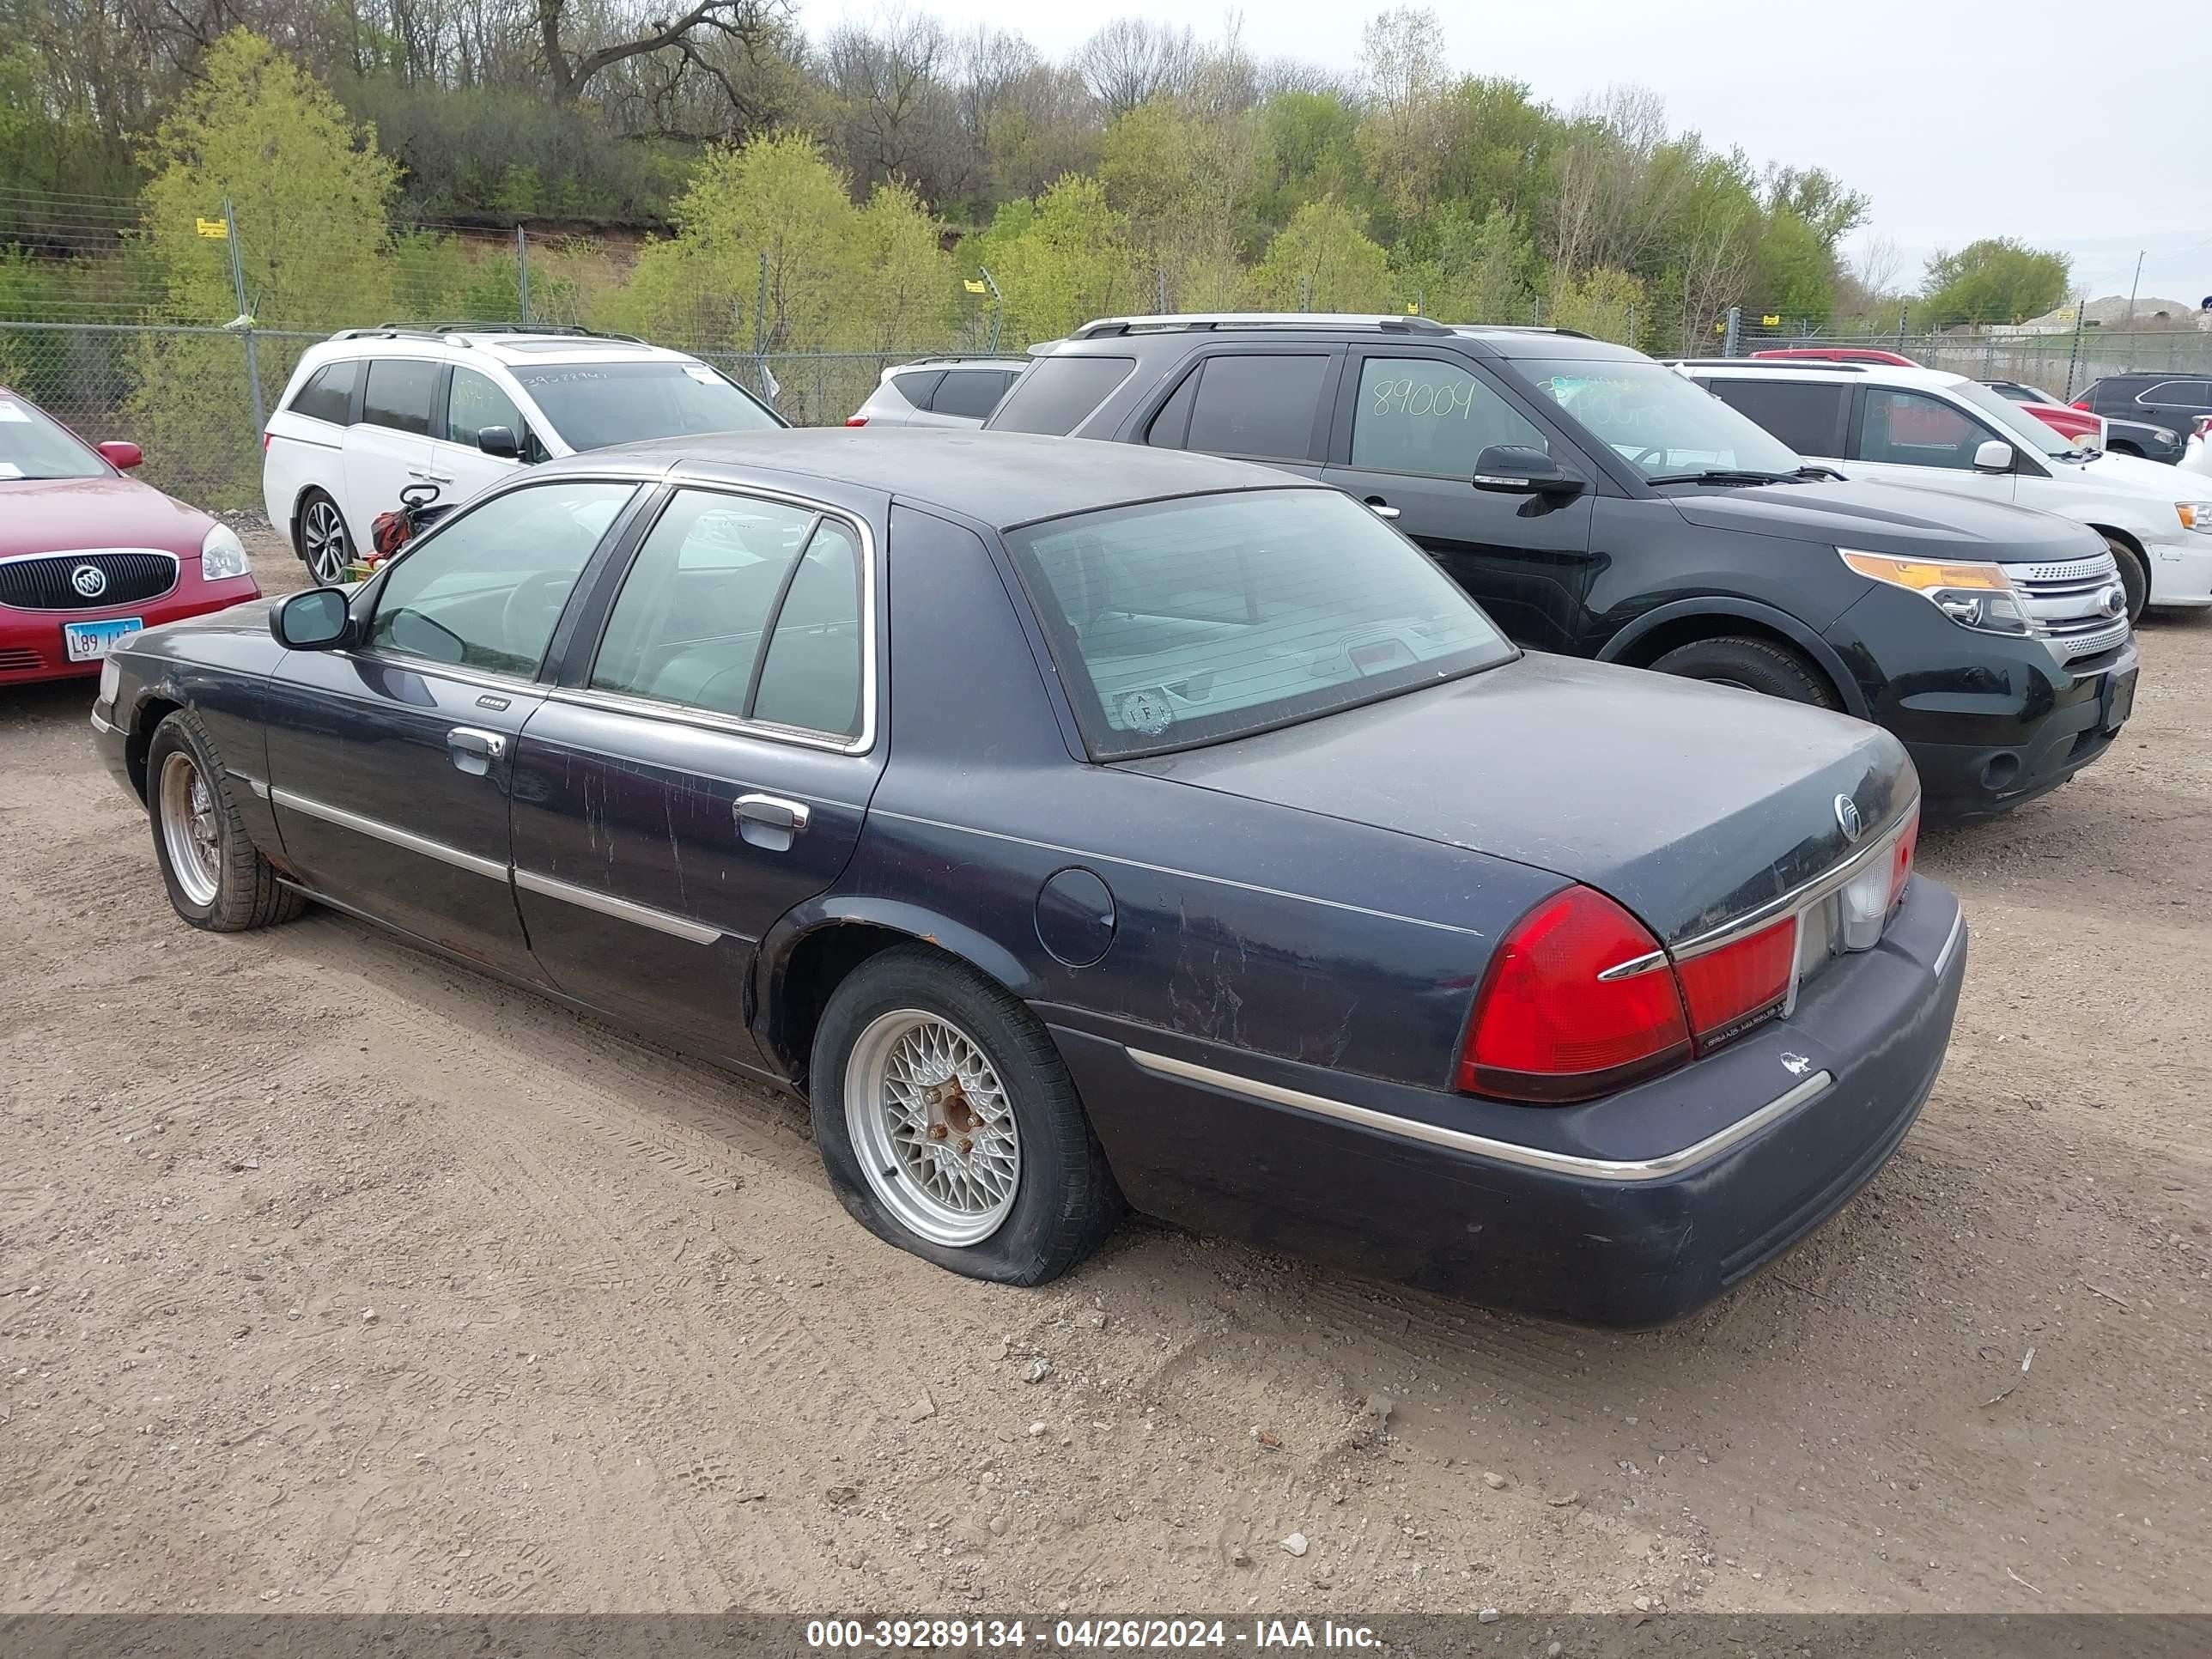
[[302, 499, 348, 584], [158, 750, 222, 908], [846, 1009, 1021, 1247]]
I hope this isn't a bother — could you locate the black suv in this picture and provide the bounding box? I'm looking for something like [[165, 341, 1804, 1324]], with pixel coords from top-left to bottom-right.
[[986, 313, 2139, 818], [2074, 372, 2212, 453]]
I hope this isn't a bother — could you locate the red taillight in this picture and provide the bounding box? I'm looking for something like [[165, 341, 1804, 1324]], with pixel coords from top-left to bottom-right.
[[1460, 886, 1692, 1103], [262, 431, 271, 451], [1672, 918, 1796, 1048], [844, 415, 868, 427], [1887, 807, 1919, 911], [2072, 398, 2091, 410]]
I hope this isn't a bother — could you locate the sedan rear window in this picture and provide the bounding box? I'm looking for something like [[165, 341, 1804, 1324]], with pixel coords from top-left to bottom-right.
[[512, 361, 781, 451], [1004, 489, 1515, 757], [986, 356, 1134, 435]]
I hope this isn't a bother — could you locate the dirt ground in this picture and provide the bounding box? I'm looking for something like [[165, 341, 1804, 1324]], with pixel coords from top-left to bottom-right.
[[3, 527, 2207, 1616]]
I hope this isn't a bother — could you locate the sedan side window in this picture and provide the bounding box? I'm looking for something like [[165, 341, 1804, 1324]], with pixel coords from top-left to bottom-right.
[[590, 489, 863, 734], [1858, 389, 1987, 470], [1350, 356, 1547, 477], [368, 482, 637, 677]]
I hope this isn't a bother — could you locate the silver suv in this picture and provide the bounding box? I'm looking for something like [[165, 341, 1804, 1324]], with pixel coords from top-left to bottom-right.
[[847, 358, 1028, 428]]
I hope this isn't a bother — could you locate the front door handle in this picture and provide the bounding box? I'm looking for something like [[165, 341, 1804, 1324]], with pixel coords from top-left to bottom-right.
[[447, 726, 506, 776], [1364, 498, 1401, 520], [734, 793, 810, 852]]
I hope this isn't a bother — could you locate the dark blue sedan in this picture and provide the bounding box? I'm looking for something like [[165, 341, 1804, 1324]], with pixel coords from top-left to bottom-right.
[[92, 431, 1966, 1326]]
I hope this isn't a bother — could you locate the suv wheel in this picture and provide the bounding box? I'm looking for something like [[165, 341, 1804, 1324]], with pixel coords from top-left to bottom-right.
[[295, 489, 349, 585], [2104, 536, 2148, 624], [809, 945, 1123, 1285], [1650, 635, 1841, 709]]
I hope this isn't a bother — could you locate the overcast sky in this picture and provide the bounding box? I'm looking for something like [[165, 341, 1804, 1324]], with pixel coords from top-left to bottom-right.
[[801, 0, 2212, 307]]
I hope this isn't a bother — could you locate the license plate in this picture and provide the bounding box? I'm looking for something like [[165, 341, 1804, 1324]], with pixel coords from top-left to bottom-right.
[[63, 617, 143, 662], [2102, 665, 2138, 732]]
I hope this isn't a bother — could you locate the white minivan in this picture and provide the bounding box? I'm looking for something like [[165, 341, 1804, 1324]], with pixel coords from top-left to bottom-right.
[[262, 326, 784, 581], [1681, 359, 2212, 622]]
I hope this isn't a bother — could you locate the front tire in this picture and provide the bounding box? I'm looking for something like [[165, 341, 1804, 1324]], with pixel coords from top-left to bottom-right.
[[147, 711, 305, 933], [295, 489, 350, 585], [1649, 635, 1841, 708], [2104, 534, 2148, 624], [809, 945, 1122, 1285]]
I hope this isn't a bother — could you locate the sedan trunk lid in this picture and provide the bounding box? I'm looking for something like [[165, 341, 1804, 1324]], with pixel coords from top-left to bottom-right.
[[1123, 653, 1915, 946]]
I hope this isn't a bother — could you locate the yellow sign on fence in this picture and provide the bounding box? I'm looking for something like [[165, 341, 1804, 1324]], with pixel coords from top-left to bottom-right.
[[1761, 313, 1780, 326], [963, 278, 988, 295], [195, 218, 227, 239]]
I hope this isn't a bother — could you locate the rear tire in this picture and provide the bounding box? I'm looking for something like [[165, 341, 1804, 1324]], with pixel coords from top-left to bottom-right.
[[295, 489, 350, 585], [2104, 534, 2148, 623], [147, 710, 305, 933], [809, 945, 1123, 1285], [1649, 635, 1842, 709]]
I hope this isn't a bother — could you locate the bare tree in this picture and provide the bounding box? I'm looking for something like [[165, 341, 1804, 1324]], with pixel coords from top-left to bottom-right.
[[823, 9, 957, 195], [1073, 16, 1194, 117], [532, 0, 789, 106]]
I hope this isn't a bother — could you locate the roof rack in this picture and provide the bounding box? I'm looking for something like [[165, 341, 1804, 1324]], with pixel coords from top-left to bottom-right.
[[1665, 356, 1873, 373], [1466, 324, 1595, 339], [325, 322, 648, 345], [1074, 312, 1457, 339]]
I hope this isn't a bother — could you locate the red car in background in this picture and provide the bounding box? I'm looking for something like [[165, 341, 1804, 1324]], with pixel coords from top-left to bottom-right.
[[1, 389, 259, 686], [1979, 378, 2108, 451], [1750, 346, 1923, 366]]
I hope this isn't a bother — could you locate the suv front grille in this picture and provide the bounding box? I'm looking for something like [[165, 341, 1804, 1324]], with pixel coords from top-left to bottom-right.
[[0, 550, 179, 611], [2012, 551, 2130, 667]]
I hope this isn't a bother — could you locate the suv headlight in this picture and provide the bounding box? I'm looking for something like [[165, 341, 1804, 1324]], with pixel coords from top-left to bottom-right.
[[200, 522, 252, 580], [1838, 549, 2033, 635], [2178, 502, 2212, 535]]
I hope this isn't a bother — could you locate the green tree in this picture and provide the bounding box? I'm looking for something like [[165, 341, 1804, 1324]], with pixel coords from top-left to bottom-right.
[[622, 131, 860, 352], [844, 181, 954, 352], [1255, 198, 1389, 312], [1549, 265, 1646, 344], [980, 175, 1133, 343], [1921, 238, 2070, 325], [1752, 208, 1837, 327], [1389, 205, 1530, 322], [129, 31, 400, 506]]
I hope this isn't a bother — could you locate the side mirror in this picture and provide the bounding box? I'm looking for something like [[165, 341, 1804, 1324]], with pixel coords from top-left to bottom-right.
[[269, 587, 353, 651], [1972, 439, 2016, 473], [476, 425, 521, 460], [98, 441, 143, 471], [1473, 444, 1583, 495]]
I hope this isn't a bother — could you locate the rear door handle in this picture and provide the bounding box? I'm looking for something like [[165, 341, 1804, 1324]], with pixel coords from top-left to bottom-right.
[[408, 467, 456, 485], [734, 793, 810, 851], [447, 726, 506, 775], [1364, 498, 1401, 520]]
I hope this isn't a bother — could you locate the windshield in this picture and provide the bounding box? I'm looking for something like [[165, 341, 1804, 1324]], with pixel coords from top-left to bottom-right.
[[0, 395, 107, 481], [510, 361, 781, 451], [1004, 488, 1516, 758], [1523, 360, 1805, 481], [1951, 380, 2075, 457]]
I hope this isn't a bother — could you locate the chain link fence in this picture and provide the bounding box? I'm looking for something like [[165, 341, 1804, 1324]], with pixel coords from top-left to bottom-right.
[[1730, 311, 2212, 400]]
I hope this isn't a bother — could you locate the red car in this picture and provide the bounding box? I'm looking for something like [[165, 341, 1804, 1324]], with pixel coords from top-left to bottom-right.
[[1749, 346, 1922, 366], [1, 389, 260, 686]]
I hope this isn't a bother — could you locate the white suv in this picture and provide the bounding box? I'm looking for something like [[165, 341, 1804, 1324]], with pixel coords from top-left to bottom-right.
[[263, 325, 782, 581], [846, 358, 1028, 428], [1678, 358, 2212, 621]]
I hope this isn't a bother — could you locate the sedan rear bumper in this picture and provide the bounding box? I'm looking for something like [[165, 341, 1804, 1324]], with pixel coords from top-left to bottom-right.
[[1052, 876, 1965, 1328]]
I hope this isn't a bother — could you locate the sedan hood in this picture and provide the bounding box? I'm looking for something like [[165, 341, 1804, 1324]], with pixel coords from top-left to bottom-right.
[[1125, 654, 1915, 945], [0, 475, 214, 559], [1669, 477, 2105, 562]]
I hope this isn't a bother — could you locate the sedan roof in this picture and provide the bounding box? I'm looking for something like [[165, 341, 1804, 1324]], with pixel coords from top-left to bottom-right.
[[568, 427, 1317, 528]]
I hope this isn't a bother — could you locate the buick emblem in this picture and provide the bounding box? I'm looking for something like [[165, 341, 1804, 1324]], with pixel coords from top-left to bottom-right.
[[70, 563, 107, 599], [1834, 794, 1863, 842]]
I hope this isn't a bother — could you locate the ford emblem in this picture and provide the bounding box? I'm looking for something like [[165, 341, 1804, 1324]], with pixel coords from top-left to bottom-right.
[[1834, 794, 1863, 842], [2100, 585, 2127, 619]]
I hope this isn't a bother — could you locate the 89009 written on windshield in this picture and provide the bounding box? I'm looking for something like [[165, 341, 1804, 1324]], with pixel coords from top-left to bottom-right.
[[1528, 361, 1804, 481]]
